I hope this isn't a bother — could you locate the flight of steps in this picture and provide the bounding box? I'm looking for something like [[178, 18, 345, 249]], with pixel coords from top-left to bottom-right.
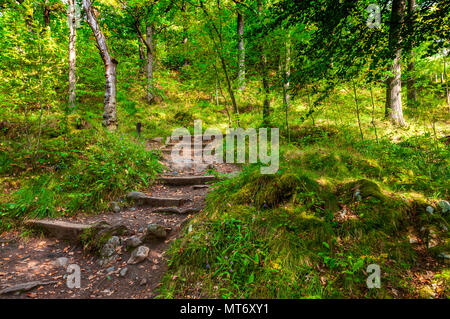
[[25, 135, 227, 242]]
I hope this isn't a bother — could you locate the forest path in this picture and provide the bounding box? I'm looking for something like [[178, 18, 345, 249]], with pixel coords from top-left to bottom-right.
[[0, 136, 238, 298]]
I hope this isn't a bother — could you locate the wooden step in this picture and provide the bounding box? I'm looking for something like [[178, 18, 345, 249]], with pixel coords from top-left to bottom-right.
[[159, 175, 218, 186], [24, 219, 91, 242], [126, 192, 189, 207]]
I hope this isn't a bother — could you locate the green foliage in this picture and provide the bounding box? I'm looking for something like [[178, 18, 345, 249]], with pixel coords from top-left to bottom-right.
[[3, 129, 162, 219]]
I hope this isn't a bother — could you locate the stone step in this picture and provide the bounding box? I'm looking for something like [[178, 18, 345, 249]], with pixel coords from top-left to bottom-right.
[[161, 148, 205, 155], [126, 192, 189, 207], [169, 134, 227, 142], [24, 219, 91, 242], [192, 185, 209, 189], [159, 175, 218, 186], [165, 140, 215, 147], [151, 207, 202, 214]]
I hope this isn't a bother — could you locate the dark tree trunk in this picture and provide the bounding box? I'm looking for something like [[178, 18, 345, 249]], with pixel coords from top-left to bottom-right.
[[407, 0, 417, 106], [44, 5, 50, 27], [82, 0, 118, 130], [385, 0, 406, 126], [138, 38, 145, 75]]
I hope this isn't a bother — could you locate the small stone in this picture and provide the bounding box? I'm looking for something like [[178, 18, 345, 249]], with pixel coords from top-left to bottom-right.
[[127, 246, 150, 265], [355, 191, 362, 202], [139, 278, 147, 286], [100, 236, 120, 258], [125, 236, 142, 249], [110, 201, 121, 213], [106, 266, 115, 273], [438, 200, 450, 213], [426, 206, 434, 214], [143, 224, 167, 241], [438, 252, 450, 260], [53, 257, 69, 268], [119, 267, 128, 277]]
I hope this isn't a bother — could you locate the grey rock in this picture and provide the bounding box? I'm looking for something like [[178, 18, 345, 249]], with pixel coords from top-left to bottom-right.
[[125, 236, 142, 249], [120, 267, 128, 277], [438, 252, 450, 259], [106, 266, 115, 273], [438, 200, 450, 213], [126, 192, 147, 200], [53, 257, 69, 268], [426, 206, 434, 215], [0, 280, 57, 295], [151, 137, 163, 143], [140, 278, 147, 286], [24, 219, 90, 242], [127, 246, 150, 265], [144, 223, 167, 241], [110, 201, 121, 213], [98, 255, 117, 267], [100, 236, 120, 258]]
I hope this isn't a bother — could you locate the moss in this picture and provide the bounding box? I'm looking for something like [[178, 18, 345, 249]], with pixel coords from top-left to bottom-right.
[[80, 221, 128, 255], [338, 179, 386, 203]]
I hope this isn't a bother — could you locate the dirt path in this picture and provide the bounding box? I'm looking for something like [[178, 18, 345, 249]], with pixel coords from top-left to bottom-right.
[[0, 136, 238, 299]]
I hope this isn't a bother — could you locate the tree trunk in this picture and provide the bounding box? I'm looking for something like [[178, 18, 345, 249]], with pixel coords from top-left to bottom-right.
[[385, 0, 406, 126], [146, 23, 155, 104], [406, 0, 416, 106], [258, 0, 270, 122], [182, 1, 189, 66], [237, 12, 245, 92], [283, 31, 291, 140], [82, 0, 118, 130], [68, 0, 76, 109], [44, 4, 50, 27], [138, 38, 145, 75], [444, 57, 449, 105]]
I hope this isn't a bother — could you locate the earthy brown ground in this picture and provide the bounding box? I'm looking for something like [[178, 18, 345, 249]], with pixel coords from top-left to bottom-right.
[[0, 137, 240, 299]]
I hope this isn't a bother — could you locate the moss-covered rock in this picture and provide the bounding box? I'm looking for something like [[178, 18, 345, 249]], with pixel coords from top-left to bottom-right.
[[80, 221, 129, 255], [338, 179, 386, 203]]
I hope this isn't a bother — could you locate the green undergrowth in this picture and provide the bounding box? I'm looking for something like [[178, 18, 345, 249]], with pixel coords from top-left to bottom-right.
[[0, 113, 162, 229], [158, 129, 449, 298]]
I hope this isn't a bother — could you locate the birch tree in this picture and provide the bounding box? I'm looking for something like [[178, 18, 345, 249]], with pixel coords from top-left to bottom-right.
[[82, 0, 118, 130]]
